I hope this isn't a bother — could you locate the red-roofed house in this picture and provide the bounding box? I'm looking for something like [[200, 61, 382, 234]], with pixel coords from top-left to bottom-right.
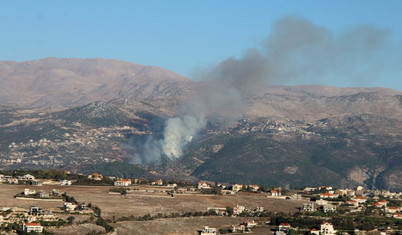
[[392, 213, 402, 219], [114, 179, 132, 187], [347, 200, 359, 208], [374, 202, 384, 208], [198, 181, 211, 190], [279, 223, 291, 232], [244, 220, 257, 227], [353, 196, 367, 204], [23, 223, 43, 233], [310, 228, 320, 235], [271, 190, 281, 197], [151, 179, 163, 186], [387, 207, 398, 214], [320, 192, 337, 199], [248, 185, 259, 192], [378, 200, 387, 207]]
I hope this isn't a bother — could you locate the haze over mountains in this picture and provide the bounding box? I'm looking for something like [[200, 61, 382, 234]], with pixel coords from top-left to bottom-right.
[[1, 57, 401, 108], [0, 57, 195, 107], [0, 57, 401, 190]]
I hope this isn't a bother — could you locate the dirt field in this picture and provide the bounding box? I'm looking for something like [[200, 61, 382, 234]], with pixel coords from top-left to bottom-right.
[[0, 183, 64, 211], [57, 185, 305, 219], [48, 223, 105, 235], [112, 216, 276, 235], [0, 183, 305, 234]]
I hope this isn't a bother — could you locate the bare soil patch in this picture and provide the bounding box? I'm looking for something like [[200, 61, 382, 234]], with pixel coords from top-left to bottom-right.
[[60, 186, 304, 219], [113, 216, 275, 235]]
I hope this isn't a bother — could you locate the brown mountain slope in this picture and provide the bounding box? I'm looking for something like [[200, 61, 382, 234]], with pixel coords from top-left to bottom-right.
[[1, 58, 401, 109], [247, 92, 402, 121], [0, 57, 195, 107]]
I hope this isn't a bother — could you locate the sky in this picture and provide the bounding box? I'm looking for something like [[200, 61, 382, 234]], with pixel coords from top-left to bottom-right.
[[1, 0, 402, 90]]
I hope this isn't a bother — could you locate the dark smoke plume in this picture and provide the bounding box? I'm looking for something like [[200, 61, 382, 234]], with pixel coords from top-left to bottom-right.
[[131, 15, 393, 164]]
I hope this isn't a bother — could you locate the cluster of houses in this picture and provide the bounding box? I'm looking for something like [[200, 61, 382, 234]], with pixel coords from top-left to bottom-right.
[[199, 220, 338, 235], [0, 172, 74, 187], [63, 201, 89, 212], [87, 172, 180, 189], [21, 188, 62, 199], [0, 173, 43, 185], [230, 220, 258, 233], [0, 206, 59, 233], [0, 193, 92, 233], [199, 221, 258, 234], [275, 221, 337, 235], [86, 174, 402, 221], [300, 186, 402, 219], [207, 204, 263, 217], [88, 173, 170, 187], [198, 181, 283, 196]]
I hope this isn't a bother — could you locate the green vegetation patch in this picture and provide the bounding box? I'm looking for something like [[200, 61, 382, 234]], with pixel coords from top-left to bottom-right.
[[85, 161, 146, 179]]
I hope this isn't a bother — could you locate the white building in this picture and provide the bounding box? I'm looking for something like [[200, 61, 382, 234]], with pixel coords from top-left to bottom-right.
[[63, 202, 76, 211], [23, 223, 43, 233], [198, 181, 211, 190], [322, 204, 337, 213], [233, 205, 246, 215], [114, 179, 132, 187], [310, 228, 320, 235], [24, 188, 36, 196], [19, 174, 35, 181], [59, 180, 72, 186], [302, 202, 316, 212], [198, 226, 216, 235], [320, 221, 336, 235], [244, 220, 257, 227]]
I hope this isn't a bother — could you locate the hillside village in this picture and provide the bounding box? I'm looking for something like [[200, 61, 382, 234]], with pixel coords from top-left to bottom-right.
[[0, 171, 401, 234], [1, 115, 311, 171], [1, 124, 141, 169], [1, 100, 402, 192]]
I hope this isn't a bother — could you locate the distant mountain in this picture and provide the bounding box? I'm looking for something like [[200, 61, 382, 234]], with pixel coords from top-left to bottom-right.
[[0, 57, 196, 107], [247, 91, 402, 121], [0, 58, 401, 108]]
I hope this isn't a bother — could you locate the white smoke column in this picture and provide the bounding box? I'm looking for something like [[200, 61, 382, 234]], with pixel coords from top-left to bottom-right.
[[162, 115, 206, 159]]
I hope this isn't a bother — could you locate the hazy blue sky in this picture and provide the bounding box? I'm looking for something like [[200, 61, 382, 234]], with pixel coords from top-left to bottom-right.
[[1, 1, 402, 90]]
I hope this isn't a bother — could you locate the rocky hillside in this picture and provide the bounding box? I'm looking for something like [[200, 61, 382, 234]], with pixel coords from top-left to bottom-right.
[[0, 57, 196, 107], [0, 58, 401, 190]]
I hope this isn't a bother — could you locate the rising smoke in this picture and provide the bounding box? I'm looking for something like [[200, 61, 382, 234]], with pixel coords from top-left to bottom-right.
[[131, 15, 393, 164]]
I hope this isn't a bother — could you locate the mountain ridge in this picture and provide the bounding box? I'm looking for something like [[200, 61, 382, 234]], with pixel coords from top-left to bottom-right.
[[1, 57, 401, 108], [0, 57, 194, 107], [0, 57, 401, 190]]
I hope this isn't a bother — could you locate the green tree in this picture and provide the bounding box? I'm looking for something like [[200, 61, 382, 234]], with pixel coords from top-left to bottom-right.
[[67, 216, 75, 225], [212, 186, 221, 195], [226, 207, 233, 216]]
